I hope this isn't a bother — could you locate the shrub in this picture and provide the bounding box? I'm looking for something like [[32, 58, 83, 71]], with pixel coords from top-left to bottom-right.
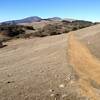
[[72, 27, 78, 31], [0, 25, 25, 37], [24, 26, 35, 30], [0, 41, 3, 47], [41, 24, 62, 36]]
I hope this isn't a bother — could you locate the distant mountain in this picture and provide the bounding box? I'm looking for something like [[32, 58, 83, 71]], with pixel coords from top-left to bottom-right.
[[17, 16, 42, 23], [45, 17, 62, 21], [63, 18, 76, 22], [0, 16, 77, 25], [1, 16, 42, 25]]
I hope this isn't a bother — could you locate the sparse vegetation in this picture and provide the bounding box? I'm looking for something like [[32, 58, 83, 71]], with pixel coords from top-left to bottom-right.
[[0, 20, 94, 42], [0, 41, 3, 48], [24, 26, 35, 30], [36, 24, 62, 36], [62, 20, 93, 32], [0, 25, 35, 41], [33, 20, 93, 37]]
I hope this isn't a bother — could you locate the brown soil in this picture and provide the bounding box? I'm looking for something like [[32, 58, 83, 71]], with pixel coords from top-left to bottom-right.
[[0, 24, 100, 100]]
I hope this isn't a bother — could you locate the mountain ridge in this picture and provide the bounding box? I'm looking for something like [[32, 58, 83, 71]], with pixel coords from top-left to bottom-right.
[[0, 16, 78, 25]]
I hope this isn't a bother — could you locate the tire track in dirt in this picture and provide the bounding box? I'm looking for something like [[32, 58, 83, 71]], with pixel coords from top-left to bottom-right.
[[68, 33, 100, 100]]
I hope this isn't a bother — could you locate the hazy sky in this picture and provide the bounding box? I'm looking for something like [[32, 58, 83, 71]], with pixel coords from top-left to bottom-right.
[[0, 0, 100, 22]]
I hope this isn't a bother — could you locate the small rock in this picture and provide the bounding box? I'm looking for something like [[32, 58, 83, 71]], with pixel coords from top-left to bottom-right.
[[70, 80, 74, 84], [55, 74, 59, 78], [54, 93, 61, 100], [50, 94, 55, 97], [6, 81, 14, 84], [7, 74, 12, 77], [59, 84, 65, 88], [62, 94, 67, 98], [49, 89, 54, 92], [7, 81, 11, 83]]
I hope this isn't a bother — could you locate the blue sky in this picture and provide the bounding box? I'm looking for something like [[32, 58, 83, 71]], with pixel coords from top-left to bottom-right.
[[0, 0, 100, 22]]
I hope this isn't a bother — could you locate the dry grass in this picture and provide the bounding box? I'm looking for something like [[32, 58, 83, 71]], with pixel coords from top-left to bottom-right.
[[68, 33, 100, 100]]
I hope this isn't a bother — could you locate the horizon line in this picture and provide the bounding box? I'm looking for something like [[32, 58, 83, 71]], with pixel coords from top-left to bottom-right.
[[0, 16, 99, 23]]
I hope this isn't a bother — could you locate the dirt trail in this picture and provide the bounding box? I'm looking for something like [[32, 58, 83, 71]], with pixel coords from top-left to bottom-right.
[[68, 33, 100, 100]]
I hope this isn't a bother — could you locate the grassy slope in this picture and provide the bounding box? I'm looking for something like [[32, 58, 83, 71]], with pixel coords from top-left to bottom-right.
[[0, 24, 100, 100]]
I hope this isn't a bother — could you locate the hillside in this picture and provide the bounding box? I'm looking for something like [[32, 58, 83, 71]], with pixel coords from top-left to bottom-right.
[[0, 24, 100, 100], [0, 20, 93, 43]]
